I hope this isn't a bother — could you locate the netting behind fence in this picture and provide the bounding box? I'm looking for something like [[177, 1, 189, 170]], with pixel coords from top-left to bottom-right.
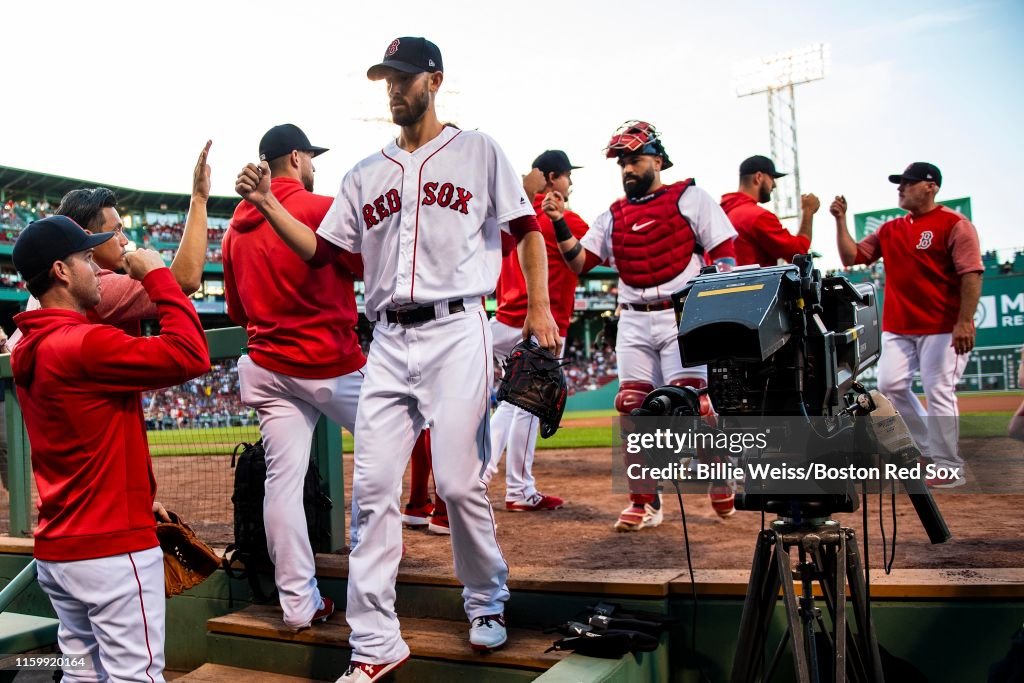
[[144, 358, 256, 546]]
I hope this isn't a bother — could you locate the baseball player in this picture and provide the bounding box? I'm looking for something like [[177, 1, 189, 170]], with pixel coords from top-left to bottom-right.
[[720, 155, 820, 267], [553, 121, 739, 530], [832, 162, 983, 488], [224, 124, 361, 630], [484, 150, 588, 510], [11, 216, 210, 682], [235, 37, 557, 683]]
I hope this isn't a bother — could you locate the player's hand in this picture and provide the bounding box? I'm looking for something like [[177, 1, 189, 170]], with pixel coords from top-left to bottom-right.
[[192, 140, 212, 202], [153, 501, 172, 523], [802, 193, 821, 215], [524, 306, 559, 355], [235, 161, 272, 207], [542, 191, 565, 222], [830, 195, 848, 219], [124, 249, 166, 281], [0, 328, 8, 354], [951, 320, 975, 355]]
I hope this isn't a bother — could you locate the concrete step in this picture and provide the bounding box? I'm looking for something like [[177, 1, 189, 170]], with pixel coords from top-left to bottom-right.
[[204, 603, 567, 681], [175, 663, 327, 682]]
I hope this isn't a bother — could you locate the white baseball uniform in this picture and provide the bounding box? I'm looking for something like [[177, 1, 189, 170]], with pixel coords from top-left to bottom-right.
[[581, 185, 737, 385], [318, 126, 531, 665]]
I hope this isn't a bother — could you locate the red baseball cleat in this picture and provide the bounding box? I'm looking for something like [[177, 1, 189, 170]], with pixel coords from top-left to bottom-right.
[[505, 492, 565, 511]]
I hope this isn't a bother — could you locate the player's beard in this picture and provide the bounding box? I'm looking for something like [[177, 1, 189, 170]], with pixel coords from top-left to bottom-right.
[[391, 85, 430, 127], [623, 168, 655, 199], [301, 169, 314, 193], [758, 180, 773, 204]]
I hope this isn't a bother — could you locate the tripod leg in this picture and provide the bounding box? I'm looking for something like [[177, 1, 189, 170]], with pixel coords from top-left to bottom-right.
[[845, 529, 884, 683], [777, 537, 811, 683], [732, 530, 778, 683], [835, 531, 847, 683]]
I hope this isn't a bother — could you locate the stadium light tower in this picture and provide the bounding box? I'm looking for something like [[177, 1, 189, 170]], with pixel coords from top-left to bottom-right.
[[734, 43, 830, 220]]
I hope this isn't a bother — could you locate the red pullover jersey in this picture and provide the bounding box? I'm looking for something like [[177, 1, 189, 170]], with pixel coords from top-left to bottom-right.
[[224, 177, 366, 379], [495, 193, 588, 336], [13, 269, 210, 561]]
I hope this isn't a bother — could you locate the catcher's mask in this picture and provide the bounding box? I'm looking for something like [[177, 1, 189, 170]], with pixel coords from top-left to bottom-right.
[[604, 120, 673, 170]]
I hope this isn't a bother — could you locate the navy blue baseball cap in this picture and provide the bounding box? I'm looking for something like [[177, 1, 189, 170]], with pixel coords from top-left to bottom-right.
[[367, 37, 443, 80], [13, 216, 115, 282], [259, 124, 328, 162], [889, 162, 941, 187], [533, 150, 582, 175]]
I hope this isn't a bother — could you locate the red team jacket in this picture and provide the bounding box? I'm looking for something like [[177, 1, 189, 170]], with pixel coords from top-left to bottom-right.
[[720, 192, 810, 267], [495, 193, 588, 336], [855, 205, 982, 335], [224, 177, 366, 379], [12, 269, 210, 561]]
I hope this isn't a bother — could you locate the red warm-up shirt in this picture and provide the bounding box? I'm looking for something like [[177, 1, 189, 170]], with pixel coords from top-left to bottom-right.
[[12, 268, 210, 561], [495, 194, 588, 336], [855, 205, 982, 335], [720, 192, 809, 267], [224, 177, 366, 379]]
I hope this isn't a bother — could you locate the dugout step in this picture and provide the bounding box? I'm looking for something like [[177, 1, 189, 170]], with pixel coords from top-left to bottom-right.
[[175, 663, 328, 682], [205, 603, 568, 677]]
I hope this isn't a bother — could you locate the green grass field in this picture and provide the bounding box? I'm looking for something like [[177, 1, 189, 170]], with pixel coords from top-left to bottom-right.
[[146, 409, 1016, 456]]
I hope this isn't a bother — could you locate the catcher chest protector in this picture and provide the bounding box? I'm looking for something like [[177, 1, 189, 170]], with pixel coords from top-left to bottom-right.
[[609, 179, 698, 288], [225, 439, 332, 601]]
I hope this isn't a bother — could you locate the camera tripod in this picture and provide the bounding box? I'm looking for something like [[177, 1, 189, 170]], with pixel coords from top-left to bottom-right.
[[730, 517, 884, 683]]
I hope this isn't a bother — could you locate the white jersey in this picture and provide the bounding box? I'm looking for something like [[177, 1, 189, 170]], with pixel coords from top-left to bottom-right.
[[581, 184, 737, 304], [319, 127, 533, 316]]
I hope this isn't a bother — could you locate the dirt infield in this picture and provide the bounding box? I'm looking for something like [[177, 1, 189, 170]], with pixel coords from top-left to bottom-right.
[[132, 437, 1024, 579]]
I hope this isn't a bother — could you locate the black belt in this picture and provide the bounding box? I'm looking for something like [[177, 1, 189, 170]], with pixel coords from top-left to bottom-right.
[[622, 300, 673, 312], [377, 299, 466, 325]]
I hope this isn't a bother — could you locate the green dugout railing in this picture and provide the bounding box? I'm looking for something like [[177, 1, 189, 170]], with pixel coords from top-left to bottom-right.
[[0, 327, 347, 550]]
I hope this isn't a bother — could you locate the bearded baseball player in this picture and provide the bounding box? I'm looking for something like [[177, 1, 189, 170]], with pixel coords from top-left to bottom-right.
[[235, 37, 557, 683], [833, 162, 983, 488], [555, 121, 739, 530]]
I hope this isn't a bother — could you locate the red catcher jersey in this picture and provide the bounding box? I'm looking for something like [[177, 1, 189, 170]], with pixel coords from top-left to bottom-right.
[[495, 194, 588, 336], [856, 206, 982, 334]]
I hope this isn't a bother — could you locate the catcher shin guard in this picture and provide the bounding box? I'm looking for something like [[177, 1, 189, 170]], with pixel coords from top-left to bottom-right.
[[496, 341, 568, 438], [615, 381, 654, 416]]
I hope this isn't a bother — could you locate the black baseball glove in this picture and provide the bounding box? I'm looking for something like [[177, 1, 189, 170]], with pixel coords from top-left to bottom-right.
[[497, 340, 568, 438]]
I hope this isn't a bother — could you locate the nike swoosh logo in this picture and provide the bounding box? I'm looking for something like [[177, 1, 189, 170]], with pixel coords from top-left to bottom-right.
[[631, 220, 656, 232]]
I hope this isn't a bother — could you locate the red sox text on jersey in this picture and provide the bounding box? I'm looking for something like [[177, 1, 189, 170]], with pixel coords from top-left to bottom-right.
[[362, 183, 474, 228]]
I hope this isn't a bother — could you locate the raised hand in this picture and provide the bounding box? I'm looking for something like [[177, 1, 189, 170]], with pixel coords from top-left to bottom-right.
[[193, 140, 212, 202]]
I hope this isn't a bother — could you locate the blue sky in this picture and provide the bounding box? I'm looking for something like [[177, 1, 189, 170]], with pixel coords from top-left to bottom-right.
[[2, 0, 1021, 268]]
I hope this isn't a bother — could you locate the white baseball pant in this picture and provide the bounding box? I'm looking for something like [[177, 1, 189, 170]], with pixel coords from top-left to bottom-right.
[[876, 332, 967, 469], [617, 308, 706, 385], [237, 355, 363, 629], [36, 546, 165, 683], [485, 320, 564, 502], [346, 304, 508, 665]]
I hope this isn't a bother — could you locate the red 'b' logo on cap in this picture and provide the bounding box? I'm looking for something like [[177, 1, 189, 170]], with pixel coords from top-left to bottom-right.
[[386, 39, 400, 57]]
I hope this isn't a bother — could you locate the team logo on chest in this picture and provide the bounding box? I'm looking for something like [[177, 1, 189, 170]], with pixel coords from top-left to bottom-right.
[[915, 230, 934, 250], [362, 189, 401, 229], [421, 181, 473, 214]]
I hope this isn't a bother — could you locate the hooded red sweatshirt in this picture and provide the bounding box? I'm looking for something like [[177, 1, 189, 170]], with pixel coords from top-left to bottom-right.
[[720, 192, 809, 267], [223, 177, 366, 379], [12, 268, 210, 561]]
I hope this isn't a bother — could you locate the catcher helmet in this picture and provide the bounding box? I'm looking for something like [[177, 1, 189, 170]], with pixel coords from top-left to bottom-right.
[[604, 120, 673, 170]]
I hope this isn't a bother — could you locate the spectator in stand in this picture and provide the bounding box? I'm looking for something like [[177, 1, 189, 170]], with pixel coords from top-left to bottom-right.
[[720, 155, 820, 267]]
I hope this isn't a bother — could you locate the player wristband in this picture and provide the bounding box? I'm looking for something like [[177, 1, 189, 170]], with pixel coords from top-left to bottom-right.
[[563, 242, 583, 261], [553, 217, 573, 242]]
